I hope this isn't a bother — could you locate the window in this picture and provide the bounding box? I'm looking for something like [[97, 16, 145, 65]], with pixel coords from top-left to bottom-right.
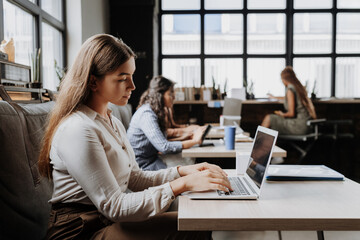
[[293, 58, 331, 97], [159, 0, 360, 98], [205, 14, 243, 54], [42, 22, 63, 90], [3, 0, 35, 66], [1, 0, 65, 91], [293, 13, 332, 54]]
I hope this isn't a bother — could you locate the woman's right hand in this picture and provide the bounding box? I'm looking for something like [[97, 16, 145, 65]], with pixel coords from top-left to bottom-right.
[[170, 169, 233, 196], [191, 126, 206, 144]]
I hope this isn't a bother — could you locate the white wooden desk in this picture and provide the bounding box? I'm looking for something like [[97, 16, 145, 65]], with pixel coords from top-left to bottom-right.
[[178, 170, 360, 239], [182, 140, 287, 158]]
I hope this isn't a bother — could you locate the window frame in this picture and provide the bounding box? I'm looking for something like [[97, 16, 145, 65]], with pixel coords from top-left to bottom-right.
[[158, 0, 360, 97], [0, 0, 66, 85]]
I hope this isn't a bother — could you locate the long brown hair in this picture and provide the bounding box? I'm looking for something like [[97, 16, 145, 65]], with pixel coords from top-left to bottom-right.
[[281, 66, 317, 119], [38, 34, 135, 179], [137, 76, 175, 132]]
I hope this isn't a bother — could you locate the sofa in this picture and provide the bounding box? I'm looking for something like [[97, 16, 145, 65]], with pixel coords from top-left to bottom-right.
[[0, 87, 132, 240]]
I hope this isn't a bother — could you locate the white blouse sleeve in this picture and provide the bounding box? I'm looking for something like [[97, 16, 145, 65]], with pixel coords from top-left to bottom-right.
[[53, 120, 177, 222]]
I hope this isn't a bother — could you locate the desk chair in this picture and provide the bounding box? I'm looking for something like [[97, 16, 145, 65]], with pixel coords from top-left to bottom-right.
[[278, 118, 326, 164], [222, 97, 242, 126]]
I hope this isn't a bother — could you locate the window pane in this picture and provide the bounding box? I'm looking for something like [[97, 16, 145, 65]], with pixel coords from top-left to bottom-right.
[[162, 59, 200, 88], [293, 58, 331, 97], [42, 0, 62, 21], [162, 0, 200, 10], [28, 0, 36, 3], [336, 58, 360, 98], [293, 13, 332, 54], [205, 59, 243, 92], [42, 22, 63, 91], [337, 13, 360, 53], [205, 14, 243, 54], [3, 0, 35, 65], [247, 14, 286, 54], [337, 0, 360, 9], [248, 0, 286, 9], [247, 58, 285, 98], [205, 0, 243, 10], [294, 0, 332, 9], [162, 14, 200, 55]]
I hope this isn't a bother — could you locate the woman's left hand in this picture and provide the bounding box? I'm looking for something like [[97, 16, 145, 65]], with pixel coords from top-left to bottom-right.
[[274, 110, 284, 117], [177, 162, 228, 178]]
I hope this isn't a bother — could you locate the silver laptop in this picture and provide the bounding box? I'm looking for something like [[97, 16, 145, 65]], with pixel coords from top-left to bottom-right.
[[185, 126, 278, 200]]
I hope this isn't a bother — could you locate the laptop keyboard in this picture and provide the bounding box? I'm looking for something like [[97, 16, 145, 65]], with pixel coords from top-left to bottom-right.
[[217, 177, 251, 196]]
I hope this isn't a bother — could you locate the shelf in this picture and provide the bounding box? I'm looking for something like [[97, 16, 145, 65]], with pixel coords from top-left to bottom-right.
[[4, 86, 46, 93]]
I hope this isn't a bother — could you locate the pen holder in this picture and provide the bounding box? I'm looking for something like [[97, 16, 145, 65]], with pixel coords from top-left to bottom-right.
[[224, 126, 236, 150]]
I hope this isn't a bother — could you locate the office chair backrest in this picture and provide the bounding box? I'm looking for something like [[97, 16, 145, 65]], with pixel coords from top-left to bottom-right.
[[223, 97, 242, 116]]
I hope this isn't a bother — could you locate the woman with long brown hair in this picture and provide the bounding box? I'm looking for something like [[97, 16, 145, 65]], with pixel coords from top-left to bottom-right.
[[127, 76, 205, 171], [261, 66, 317, 135], [38, 34, 231, 239]]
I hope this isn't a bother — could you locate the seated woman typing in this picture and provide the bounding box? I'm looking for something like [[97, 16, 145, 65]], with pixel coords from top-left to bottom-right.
[[127, 76, 205, 171], [38, 34, 231, 239], [261, 66, 317, 135]]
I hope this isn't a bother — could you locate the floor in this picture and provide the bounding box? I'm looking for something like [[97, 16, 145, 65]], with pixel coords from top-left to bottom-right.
[[212, 231, 360, 240]]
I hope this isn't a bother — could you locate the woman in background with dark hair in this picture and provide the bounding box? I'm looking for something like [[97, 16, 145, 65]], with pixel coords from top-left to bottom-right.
[[127, 76, 205, 171], [261, 66, 317, 135]]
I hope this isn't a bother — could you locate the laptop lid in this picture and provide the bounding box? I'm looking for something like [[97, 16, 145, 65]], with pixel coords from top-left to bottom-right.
[[246, 126, 278, 195]]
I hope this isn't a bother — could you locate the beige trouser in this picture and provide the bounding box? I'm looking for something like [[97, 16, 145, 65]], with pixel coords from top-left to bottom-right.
[[46, 203, 211, 240]]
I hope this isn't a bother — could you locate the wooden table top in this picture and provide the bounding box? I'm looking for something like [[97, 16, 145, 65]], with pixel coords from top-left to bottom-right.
[[178, 169, 360, 231], [182, 140, 287, 158]]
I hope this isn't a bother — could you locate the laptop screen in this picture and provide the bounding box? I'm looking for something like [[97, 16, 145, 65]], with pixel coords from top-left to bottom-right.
[[246, 130, 275, 188]]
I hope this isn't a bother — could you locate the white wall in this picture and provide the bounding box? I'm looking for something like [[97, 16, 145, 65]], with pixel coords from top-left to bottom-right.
[[66, 0, 109, 66]]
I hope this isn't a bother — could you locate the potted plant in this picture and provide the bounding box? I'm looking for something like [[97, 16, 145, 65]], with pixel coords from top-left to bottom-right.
[[221, 78, 228, 99], [244, 78, 255, 99], [29, 48, 41, 88], [54, 59, 66, 91], [194, 84, 201, 100], [211, 76, 218, 100], [311, 79, 318, 101]]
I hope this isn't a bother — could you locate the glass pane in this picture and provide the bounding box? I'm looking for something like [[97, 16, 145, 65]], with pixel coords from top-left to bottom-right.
[[42, 0, 62, 21], [3, 0, 35, 65], [162, 59, 201, 88], [162, 0, 200, 10], [337, 13, 360, 53], [247, 14, 286, 54], [248, 0, 286, 9], [336, 58, 360, 98], [162, 14, 200, 55], [42, 22, 63, 91], [337, 0, 360, 9], [205, 0, 243, 10], [293, 13, 332, 54], [293, 58, 331, 97], [205, 59, 243, 93], [294, 0, 332, 9], [205, 14, 243, 54], [247, 58, 285, 98], [28, 0, 36, 3]]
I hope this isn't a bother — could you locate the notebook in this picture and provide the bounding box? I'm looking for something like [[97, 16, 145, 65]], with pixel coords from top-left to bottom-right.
[[266, 165, 344, 181]]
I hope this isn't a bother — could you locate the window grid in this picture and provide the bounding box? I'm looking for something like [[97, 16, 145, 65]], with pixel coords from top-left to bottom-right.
[[159, 0, 360, 97], [0, 0, 66, 85]]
